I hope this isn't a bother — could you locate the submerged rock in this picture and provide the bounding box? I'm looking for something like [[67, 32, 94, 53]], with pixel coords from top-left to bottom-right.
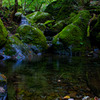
[[0, 18, 8, 47]]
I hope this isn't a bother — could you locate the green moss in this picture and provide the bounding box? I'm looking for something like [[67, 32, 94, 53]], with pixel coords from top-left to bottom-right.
[[36, 23, 46, 32], [45, 0, 75, 20], [87, 25, 90, 37], [53, 24, 84, 52], [4, 35, 23, 56], [68, 10, 91, 33], [8, 35, 23, 45], [26, 11, 51, 25], [69, 12, 77, 18], [16, 25, 47, 50], [44, 20, 55, 27], [0, 18, 8, 47], [50, 20, 65, 33]]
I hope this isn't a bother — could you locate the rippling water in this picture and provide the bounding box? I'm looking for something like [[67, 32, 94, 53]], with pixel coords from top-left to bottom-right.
[[0, 55, 100, 100]]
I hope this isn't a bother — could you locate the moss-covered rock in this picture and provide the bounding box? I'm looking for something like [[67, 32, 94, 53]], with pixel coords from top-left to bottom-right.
[[50, 20, 65, 33], [44, 20, 55, 27], [68, 10, 91, 33], [52, 24, 84, 52], [16, 25, 47, 50], [45, 0, 77, 20], [36, 23, 46, 32], [4, 35, 23, 56], [52, 10, 91, 54], [0, 18, 8, 47], [26, 11, 51, 25]]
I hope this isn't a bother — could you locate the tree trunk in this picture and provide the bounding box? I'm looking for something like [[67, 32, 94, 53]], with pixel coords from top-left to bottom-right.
[[10, 0, 18, 21], [0, 0, 2, 8]]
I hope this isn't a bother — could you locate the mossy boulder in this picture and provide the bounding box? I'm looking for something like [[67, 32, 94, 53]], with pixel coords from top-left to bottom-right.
[[0, 18, 8, 47], [52, 24, 84, 52], [45, 0, 77, 20], [16, 25, 47, 50], [4, 35, 23, 56], [26, 11, 51, 25], [68, 10, 91, 34]]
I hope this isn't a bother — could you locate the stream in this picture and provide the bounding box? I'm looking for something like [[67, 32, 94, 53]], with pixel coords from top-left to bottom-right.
[[0, 55, 100, 100]]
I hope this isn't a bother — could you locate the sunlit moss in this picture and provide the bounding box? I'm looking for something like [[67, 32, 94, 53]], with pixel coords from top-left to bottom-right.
[[53, 24, 83, 52], [68, 10, 91, 33], [16, 25, 47, 50], [26, 11, 51, 25]]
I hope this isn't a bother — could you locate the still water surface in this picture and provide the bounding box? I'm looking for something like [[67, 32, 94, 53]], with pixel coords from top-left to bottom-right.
[[0, 55, 100, 100]]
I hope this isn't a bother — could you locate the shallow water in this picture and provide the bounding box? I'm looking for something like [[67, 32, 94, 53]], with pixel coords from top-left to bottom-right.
[[0, 55, 100, 100]]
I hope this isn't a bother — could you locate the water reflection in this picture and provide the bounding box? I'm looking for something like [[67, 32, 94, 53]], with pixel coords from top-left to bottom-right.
[[0, 55, 100, 99]]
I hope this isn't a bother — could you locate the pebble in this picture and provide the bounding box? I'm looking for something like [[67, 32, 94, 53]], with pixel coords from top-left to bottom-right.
[[82, 96, 90, 100], [68, 98, 74, 100], [0, 87, 5, 93]]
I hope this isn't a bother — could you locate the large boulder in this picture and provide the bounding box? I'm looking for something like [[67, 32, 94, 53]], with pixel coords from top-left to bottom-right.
[[52, 24, 84, 52], [52, 10, 91, 54], [26, 11, 51, 25], [4, 35, 23, 56], [0, 18, 8, 47], [3, 34, 43, 59], [68, 10, 91, 33], [45, 0, 76, 20], [16, 25, 47, 50]]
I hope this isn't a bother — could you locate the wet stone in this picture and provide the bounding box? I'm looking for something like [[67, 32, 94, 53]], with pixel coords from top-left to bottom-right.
[[0, 74, 7, 100]]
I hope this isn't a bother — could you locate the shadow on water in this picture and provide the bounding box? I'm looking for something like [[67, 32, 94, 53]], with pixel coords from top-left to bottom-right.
[[0, 55, 100, 100]]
